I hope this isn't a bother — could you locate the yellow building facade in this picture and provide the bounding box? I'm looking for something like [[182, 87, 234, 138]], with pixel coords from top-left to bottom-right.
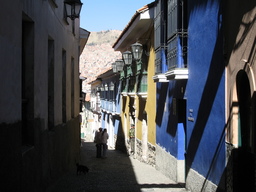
[[113, 2, 156, 165]]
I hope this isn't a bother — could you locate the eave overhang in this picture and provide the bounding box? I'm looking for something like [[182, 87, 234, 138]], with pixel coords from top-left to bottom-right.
[[113, 2, 155, 52], [80, 28, 90, 55]]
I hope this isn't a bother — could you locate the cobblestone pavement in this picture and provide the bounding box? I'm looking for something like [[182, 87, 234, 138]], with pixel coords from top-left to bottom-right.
[[46, 139, 189, 192]]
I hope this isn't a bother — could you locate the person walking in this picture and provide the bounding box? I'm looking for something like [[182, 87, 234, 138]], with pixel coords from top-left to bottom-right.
[[94, 128, 103, 158], [101, 128, 109, 158]]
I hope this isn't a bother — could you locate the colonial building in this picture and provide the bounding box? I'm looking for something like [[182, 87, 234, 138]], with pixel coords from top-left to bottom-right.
[[113, 0, 256, 191], [153, 0, 187, 185], [98, 68, 122, 149], [153, 0, 256, 191], [113, 2, 156, 165], [0, 1, 89, 191], [82, 78, 101, 141], [224, 1, 256, 191]]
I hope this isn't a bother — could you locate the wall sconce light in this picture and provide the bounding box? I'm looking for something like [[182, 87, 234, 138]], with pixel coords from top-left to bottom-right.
[[112, 62, 118, 73], [96, 86, 101, 92], [109, 82, 115, 91], [131, 42, 143, 61], [122, 51, 133, 65], [64, 0, 83, 20], [104, 84, 109, 91], [100, 84, 105, 91], [112, 59, 124, 73]]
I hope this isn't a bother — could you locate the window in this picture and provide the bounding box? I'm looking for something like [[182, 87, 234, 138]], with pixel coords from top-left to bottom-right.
[[154, 0, 167, 50], [166, 0, 188, 71], [167, 36, 178, 69], [154, 0, 168, 75], [167, 35, 187, 69], [167, 0, 187, 39], [167, 0, 178, 39], [154, 0, 188, 80], [154, 11, 162, 49]]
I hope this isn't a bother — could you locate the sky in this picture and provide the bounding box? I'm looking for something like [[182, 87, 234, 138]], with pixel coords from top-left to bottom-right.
[[80, 0, 153, 32]]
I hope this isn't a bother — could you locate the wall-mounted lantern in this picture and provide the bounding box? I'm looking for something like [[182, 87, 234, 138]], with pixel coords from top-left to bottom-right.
[[64, 0, 83, 20], [64, 0, 83, 34], [100, 84, 105, 91], [131, 42, 143, 61], [112, 59, 124, 73], [104, 84, 109, 91], [96, 86, 101, 92], [122, 51, 133, 65], [109, 82, 115, 91], [112, 63, 118, 73]]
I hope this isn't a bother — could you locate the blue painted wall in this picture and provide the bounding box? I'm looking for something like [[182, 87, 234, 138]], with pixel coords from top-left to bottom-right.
[[155, 0, 226, 186], [186, 0, 225, 185], [156, 80, 186, 160]]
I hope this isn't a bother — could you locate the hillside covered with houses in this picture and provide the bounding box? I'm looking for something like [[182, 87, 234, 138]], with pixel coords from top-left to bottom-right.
[[79, 30, 122, 93]]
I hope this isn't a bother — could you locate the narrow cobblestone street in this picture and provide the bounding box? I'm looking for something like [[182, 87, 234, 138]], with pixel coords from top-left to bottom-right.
[[46, 139, 189, 192]]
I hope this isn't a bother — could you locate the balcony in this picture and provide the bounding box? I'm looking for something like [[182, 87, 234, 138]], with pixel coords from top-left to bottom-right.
[[153, 47, 169, 83], [137, 73, 147, 98], [153, 0, 188, 82], [101, 99, 117, 114], [165, 35, 188, 80], [128, 76, 136, 97], [121, 78, 128, 95]]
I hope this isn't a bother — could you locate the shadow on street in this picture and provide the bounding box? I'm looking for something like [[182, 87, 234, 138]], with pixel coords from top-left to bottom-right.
[[46, 139, 188, 192]]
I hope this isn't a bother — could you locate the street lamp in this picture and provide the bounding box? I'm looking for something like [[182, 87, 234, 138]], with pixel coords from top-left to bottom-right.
[[64, 0, 83, 20], [122, 51, 133, 65], [131, 42, 143, 61]]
